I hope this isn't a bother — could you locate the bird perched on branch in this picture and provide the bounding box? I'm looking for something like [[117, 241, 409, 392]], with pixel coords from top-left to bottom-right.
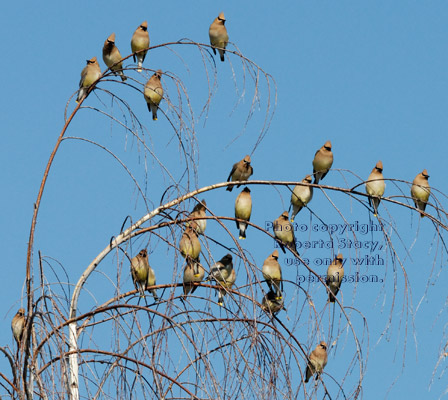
[[290, 175, 313, 222], [365, 161, 385, 217], [130, 249, 150, 297], [273, 211, 297, 254], [262, 250, 283, 299], [102, 33, 126, 81], [179, 226, 201, 260], [235, 187, 252, 239], [131, 21, 149, 72], [209, 12, 229, 62], [305, 341, 328, 382], [76, 57, 101, 102], [144, 70, 163, 121], [207, 254, 235, 306], [411, 169, 430, 218], [261, 290, 285, 315], [183, 257, 205, 296], [326, 253, 344, 303], [179, 226, 201, 277], [227, 155, 253, 192], [187, 200, 207, 235], [11, 308, 26, 345], [312, 141, 333, 184]]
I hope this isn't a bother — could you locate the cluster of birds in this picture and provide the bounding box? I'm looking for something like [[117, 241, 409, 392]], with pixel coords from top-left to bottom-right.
[[11, 143, 431, 382], [12, 13, 433, 385], [76, 12, 229, 121]]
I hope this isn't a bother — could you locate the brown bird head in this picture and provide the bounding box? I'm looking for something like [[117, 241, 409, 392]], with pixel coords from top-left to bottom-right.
[[319, 341, 327, 350], [217, 12, 226, 24], [139, 249, 148, 258], [323, 141, 332, 151], [106, 33, 116, 44], [281, 211, 289, 220], [140, 21, 148, 31], [271, 250, 279, 260], [86, 57, 98, 65], [17, 308, 25, 316], [191, 199, 207, 213], [374, 160, 383, 173], [421, 169, 429, 180], [153, 70, 163, 80], [221, 253, 233, 265], [243, 155, 251, 165], [266, 290, 277, 301], [304, 175, 313, 184], [185, 226, 198, 238], [335, 253, 343, 264]]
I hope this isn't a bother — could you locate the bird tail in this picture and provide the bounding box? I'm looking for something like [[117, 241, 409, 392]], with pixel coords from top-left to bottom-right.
[[226, 185, 233, 192], [219, 49, 225, 62], [372, 197, 380, 217], [151, 104, 158, 121], [183, 283, 192, 296], [119, 72, 127, 82], [238, 223, 247, 240], [218, 290, 224, 306], [290, 240, 298, 254], [76, 88, 86, 103], [328, 287, 339, 302], [305, 365, 312, 383], [274, 283, 283, 300], [278, 243, 286, 254]]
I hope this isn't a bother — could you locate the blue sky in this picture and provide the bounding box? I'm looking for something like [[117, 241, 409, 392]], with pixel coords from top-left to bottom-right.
[[1, 1, 447, 398]]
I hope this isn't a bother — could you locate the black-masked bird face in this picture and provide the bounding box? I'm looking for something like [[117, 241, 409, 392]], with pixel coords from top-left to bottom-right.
[[139, 249, 148, 258]]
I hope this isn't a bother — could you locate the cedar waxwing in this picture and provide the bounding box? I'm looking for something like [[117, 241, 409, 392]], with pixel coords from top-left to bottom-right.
[[290, 175, 313, 222], [207, 254, 235, 306], [187, 200, 207, 235], [146, 261, 159, 301], [131, 21, 150, 72], [261, 290, 285, 315], [326, 253, 344, 303], [273, 211, 297, 254], [312, 141, 333, 184], [227, 155, 253, 192], [183, 257, 205, 295], [235, 187, 252, 239], [365, 161, 385, 217], [102, 33, 127, 81], [76, 57, 101, 102], [144, 70, 163, 121], [411, 169, 431, 218], [11, 308, 25, 345], [305, 341, 328, 383], [179, 227, 201, 274], [130, 249, 149, 297], [262, 250, 283, 299], [209, 12, 229, 62]]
